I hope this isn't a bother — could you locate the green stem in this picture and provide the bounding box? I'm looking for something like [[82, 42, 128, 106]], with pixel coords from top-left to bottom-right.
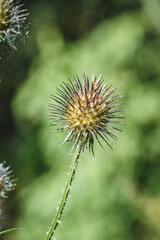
[[45, 144, 82, 240]]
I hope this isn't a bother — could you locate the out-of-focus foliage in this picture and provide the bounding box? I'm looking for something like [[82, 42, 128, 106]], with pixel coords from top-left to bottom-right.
[[0, 0, 160, 240]]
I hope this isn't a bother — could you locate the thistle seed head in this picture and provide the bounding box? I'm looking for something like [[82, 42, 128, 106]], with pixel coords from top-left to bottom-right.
[[0, 0, 29, 49], [49, 74, 126, 154], [0, 162, 16, 198]]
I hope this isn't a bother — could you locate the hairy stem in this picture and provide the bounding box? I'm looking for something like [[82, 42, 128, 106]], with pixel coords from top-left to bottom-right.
[[45, 144, 82, 240]]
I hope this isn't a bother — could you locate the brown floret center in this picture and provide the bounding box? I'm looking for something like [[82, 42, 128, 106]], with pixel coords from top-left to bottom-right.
[[0, 178, 4, 190], [66, 92, 107, 130], [0, 2, 9, 30]]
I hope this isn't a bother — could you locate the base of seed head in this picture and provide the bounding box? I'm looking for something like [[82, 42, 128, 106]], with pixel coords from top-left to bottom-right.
[[49, 74, 126, 154]]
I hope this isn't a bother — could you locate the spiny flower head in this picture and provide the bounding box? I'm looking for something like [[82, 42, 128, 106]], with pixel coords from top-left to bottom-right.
[[49, 74, 126, 154], [0, 162, 16, 198], [0, 0, 28, 49]]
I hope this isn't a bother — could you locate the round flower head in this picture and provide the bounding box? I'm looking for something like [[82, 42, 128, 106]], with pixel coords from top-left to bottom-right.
[[0, 0, 29, 49], [0, 162, 16, 198], [49, 74, 126, 154]]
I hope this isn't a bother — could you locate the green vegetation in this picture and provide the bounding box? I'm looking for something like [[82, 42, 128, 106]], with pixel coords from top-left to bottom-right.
[[0, 0, 160, 240]]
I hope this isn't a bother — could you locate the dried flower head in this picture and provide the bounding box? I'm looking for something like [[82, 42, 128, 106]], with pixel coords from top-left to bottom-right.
[[49, 74, 126, 154], [0, 0, 29, 49], [0, 162, 16, 198]]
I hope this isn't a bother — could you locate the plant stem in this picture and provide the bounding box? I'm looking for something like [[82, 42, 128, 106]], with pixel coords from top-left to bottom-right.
[[45, 144, 82, 240]]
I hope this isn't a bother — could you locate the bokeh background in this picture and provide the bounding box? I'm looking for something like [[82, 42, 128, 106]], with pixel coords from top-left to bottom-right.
[[0, 0, 160, 239]]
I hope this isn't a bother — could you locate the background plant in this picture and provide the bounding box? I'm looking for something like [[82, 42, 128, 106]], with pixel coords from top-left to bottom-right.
[[0, 0, 28, 49], [0, 162, 16, 235], [0, 0, 160, 240]]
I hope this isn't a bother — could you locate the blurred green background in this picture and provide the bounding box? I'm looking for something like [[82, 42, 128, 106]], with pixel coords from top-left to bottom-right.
[[0, 0, 160, 239]]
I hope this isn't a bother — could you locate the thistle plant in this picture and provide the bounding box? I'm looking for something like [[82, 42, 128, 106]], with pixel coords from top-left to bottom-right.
[[0, 162, 16, 198], [47, 73, 126, 240], [0, 162, 17, 236], [0, 0, 29, 49]]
